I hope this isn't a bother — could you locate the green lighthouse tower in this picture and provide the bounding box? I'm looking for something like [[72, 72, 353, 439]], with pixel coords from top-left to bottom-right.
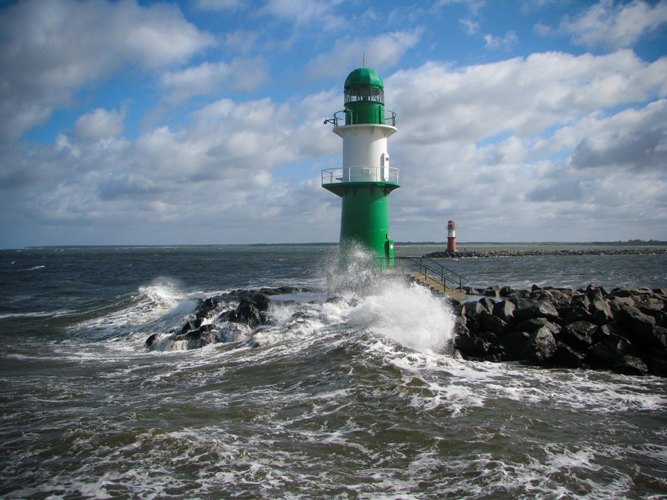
[[322, 67, 399, 268]]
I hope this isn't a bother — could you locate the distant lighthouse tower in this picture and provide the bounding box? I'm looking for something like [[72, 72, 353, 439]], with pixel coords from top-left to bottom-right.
[[447, 220, 457, 252], [322, 67, 399, 268]]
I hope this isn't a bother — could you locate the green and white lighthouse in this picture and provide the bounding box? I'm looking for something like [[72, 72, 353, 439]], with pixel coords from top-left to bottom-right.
[[322, 67, 399, 268]]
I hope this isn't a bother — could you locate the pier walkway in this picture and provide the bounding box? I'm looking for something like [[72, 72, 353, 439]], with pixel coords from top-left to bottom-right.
[[388, 256, 469, 302]]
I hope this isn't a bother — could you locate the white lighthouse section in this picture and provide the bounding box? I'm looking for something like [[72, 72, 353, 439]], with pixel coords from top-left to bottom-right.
[[334, 124, 397, 182]]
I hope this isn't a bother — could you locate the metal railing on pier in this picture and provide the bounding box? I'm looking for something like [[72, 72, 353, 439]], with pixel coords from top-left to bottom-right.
[[389, 256, 469, 292]]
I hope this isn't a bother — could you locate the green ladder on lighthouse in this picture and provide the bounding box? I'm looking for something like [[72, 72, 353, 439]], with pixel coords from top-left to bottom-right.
[[322, 67, 399, 269]]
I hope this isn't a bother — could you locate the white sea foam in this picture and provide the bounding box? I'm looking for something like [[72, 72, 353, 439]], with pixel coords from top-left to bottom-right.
[[0, 309, 74, 320], [72, 277, 191, 340], [347, 280, 455, 354]]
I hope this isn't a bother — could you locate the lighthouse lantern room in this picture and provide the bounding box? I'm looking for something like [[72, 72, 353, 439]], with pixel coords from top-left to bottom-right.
[[322, 67, 399, 268]]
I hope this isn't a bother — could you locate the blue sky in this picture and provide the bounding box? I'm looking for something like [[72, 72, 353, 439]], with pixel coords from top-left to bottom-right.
[[1, 0, 666, 248]]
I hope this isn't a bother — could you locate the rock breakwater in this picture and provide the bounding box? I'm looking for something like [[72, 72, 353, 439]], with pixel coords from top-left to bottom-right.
[[453, 284, 667, 377], [145, 286, 300, 351], [425, 248, 667, 258]]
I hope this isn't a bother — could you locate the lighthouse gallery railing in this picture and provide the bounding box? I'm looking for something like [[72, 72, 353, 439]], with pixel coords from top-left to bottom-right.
[[330, 110, 397, 127], [322, 167, 399, 185]]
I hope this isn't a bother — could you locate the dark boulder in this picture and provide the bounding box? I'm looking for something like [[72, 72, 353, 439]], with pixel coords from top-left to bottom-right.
[[180, 318, 203, 334], [613, 356, 649, 376], [231, 298, 264, 327], [145, 333, 158, 349], [643, 350, 667, 377], [514, 301, 559, 322], [479, 297, 496, 314], [588, 334, 638, 367], [553, 342, 586, 368], [454, 334, 493, 359], [499, 285, 513, 297], [479, 310, 507, 335], [559, 305, 593, 324], [499, 331, 531, 360], [177, 324, 218, 349], [512, 317, 561, 337], [561, 321, 597, 351], [493, 300, 516, 322], [524, 327, 557, 363], [591, 299, 613, 325]]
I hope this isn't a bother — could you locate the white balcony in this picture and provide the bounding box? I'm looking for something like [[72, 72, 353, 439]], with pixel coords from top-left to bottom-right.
[[321, 167, 399, 185]]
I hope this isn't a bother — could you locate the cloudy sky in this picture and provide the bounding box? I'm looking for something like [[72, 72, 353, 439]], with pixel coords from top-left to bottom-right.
[[1, 0, 666, 248]]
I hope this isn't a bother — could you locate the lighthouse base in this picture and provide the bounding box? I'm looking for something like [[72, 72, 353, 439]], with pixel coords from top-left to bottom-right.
[[338, 184, 395, 268]]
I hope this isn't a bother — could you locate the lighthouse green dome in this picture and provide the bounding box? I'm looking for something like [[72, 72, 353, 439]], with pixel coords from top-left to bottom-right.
[[344, 68, 384, 90]]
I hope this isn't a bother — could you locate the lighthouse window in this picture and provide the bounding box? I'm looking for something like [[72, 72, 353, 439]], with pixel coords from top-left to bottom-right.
[[345, 87, 384, 104]]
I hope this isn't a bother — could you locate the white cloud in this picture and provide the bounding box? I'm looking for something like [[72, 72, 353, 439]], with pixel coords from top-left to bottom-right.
[[160, 57, 269, 102], [558, 0, 667, 49], [484, 30, 519, 51], [225, 30, 261, 55], [0, 0, 215, 143], [262, 0, 345, 30], [307, 29, 423, 80], [459, 18, 480, 35], [74, 107, 126, 143], [389, 51, 667, 145]]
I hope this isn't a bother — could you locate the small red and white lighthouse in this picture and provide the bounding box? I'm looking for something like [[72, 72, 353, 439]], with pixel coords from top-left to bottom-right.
[[447, 220, 456, 252]]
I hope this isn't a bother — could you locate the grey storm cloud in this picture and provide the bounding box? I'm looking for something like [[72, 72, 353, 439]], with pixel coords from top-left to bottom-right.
[[571, 129, 667, 170], [526, 180, 584, 203], [570, 99, 667, 170]]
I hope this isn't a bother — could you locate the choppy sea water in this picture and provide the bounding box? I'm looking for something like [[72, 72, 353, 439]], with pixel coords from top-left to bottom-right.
[[1, 244, 666, 498]]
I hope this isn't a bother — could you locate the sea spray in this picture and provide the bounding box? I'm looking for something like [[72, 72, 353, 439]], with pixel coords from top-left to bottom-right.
[[347, 279, 456, 353], [325, 241, 383, 298], [327, 243, 456, 354]]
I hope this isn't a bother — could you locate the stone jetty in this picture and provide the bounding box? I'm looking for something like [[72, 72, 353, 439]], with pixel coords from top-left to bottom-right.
[[452, 284, 667, 377], [426, 248, 667, 258]]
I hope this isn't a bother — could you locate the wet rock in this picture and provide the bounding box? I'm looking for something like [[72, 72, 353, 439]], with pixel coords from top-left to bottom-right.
[[591, 299, 613, 325], [588, 334, 638, 367], [493, 300, 516, 322], [454, 334, 492, 359], [454, 284, 667, 377], [613, 356, 649, 376], [499, 331, 530, 360], [180, 318, 203, 334], [178, 324, 218, 349], [561, 321, 597, 351], [643, 350, 667, 377], [235, 298, 263, 327], [146, 288, 276, 351], [499, 285, 513, 297], [512, 318, 561, 337], [145, 333, 158, 349], [553, 342, 586, 368], [524, 327, 557, 363], [514, 301, 559, 322], [479, 310, 507, 335], [559, 305, 593, 324], [479, 297, 496, 314]]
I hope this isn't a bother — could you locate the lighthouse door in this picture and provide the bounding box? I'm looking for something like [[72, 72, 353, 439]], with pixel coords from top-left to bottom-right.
[[381, 153, 390, 181]]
